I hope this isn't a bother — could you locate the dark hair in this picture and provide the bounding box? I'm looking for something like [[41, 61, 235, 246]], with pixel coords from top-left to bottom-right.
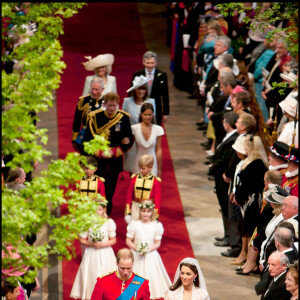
[[138, 102, 154, 123], [80, 156, 98, 169], [169, 262, 199, 291], [233, 91, 251, 108], [133, 85, 149, 101], [223, 111, 239, 129], [1, 278, 19, 296]]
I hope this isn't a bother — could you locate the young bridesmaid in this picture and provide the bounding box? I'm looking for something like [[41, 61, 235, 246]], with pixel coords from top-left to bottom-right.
[[70, 199, 117, 300], [126, 200, 171, 299]]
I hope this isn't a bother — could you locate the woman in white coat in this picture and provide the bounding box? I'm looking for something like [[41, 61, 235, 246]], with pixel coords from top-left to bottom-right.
[[82, 53, 117, 96]]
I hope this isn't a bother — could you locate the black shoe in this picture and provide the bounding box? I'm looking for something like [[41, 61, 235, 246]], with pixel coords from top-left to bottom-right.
[[221, 249, 239, 258], [197, 122, 206, 127], [200, 141, 210, 147], [215, 236, 225, 242], [236, 266, 259, 275], [197, 124, 208, 130], [187, 94, 197, 99], [208, 176, 214, 181], [214, 240, 230, 247], [203, 161, 212, 165], [202, 131, 207, 137], [202, 144, 211, 150], [206, 155, 214, 160], [235, 266, 243, 272]]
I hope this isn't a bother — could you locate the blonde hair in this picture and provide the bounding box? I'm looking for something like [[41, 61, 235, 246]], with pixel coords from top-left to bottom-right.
[[206, 19, 225, 36], [272, 203, 282, 216], [238, 112, 257, 133], [138, 200, 156, 222], [242, 135, 269, 170], [138, 154, 154, 168]]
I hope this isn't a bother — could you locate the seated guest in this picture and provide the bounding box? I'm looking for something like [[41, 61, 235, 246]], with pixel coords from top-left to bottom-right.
[[285, 260, 298, 300], [164, 257, 209, 300], [81, 53, 116, 96], [260, 251, 291, 300]]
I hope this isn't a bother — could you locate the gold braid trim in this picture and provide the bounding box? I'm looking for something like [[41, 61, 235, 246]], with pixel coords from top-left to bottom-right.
[[125, 203, 131, 215], [89, 111, 124, 138]]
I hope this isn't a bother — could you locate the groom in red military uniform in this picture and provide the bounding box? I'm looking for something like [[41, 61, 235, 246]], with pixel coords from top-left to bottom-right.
[[91, 248, 150, 299]]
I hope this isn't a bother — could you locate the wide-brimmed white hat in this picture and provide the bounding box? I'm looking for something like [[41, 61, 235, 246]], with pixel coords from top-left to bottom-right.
[[213, 57, 239, 76], [232, 135, 247, 155], [82, 54, 114, 72], [248, 20, 270, 42], [126, 75, 151, 93], [279, 92, 298, 117], [280, 70, 298, 84]]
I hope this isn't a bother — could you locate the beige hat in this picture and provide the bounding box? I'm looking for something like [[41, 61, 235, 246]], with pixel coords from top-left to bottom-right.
[[82, 54, 114, 73], [280, 70, 298, 84], [279, 92, 298, 117], [248, 20, 270, 42], [232, 135, 247, 155], [126, 75, 151, 93]]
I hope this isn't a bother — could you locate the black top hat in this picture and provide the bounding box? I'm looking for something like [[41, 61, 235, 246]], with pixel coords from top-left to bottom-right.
[[265, 184, 289, 204], [268, 141, 289, 161], [285, 146, 299, 163]]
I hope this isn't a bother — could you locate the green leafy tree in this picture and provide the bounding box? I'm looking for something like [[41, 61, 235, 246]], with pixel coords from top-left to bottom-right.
[[2, 2, 109, 285]]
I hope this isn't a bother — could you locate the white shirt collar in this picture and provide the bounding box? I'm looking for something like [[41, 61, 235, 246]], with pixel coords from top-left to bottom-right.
[[145, 68, 155, 76], [285, 169, 298, 178]]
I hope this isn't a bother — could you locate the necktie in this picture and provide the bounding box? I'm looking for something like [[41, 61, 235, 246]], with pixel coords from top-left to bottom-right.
[[264, 278, 274, 297], [147, 72, 153, 90]]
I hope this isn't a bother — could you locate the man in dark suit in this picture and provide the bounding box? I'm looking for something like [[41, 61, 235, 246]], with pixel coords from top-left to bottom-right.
[[260, 251, 291, 300], [209, 111, 239, 247], [131, 51, 169, 125]]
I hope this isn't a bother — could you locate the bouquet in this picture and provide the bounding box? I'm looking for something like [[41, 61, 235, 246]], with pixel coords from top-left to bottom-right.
[[136, 242, 149, 255], [89, 225, 104, 242]]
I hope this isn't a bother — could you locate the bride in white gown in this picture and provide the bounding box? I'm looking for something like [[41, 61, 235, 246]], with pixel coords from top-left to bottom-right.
[[131, 102, 164, 177], [164, 257, 210, 300]]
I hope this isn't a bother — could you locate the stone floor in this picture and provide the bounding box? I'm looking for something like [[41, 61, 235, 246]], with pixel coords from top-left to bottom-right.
[[31, 3, 261, 299]]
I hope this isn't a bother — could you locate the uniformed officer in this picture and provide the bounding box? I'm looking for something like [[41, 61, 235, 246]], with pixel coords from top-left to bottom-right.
[[72, 77, 104, 153], [91, 248, 150, 300], [84, 92, 134, 215]]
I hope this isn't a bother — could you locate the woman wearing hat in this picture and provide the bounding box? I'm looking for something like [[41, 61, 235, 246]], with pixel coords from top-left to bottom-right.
[[277, 93, 298, 147], [122, 75, 156, 173], [82, 53, 117, 96]]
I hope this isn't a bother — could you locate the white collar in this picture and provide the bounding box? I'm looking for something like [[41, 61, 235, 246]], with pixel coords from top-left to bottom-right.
[[274, 270, 286, 282], [269, 163, 288, 171], [145, 68, 155, 76], [285, 169, 298, 178]]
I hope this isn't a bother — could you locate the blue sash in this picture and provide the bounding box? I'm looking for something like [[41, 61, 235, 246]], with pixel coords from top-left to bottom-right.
[[116, 275, 145, 300]]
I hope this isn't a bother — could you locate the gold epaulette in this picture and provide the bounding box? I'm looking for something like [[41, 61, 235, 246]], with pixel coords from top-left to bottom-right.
[[88, 108, 104, 118], [98, 271, 115, 279], [131, 173, 137, 179], [118, 109, 131, 117], [94, 175, 105, 182], [132, 272, 148, 280], [156, 176, 162, 183], [81, 94, 91, 99]]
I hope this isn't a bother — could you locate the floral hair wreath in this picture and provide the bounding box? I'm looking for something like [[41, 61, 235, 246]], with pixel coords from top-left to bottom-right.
[[138, 203, 155, 209]]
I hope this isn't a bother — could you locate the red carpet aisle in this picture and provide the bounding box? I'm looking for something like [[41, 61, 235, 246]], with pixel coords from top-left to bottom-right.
[[56, 3, 194, 299]]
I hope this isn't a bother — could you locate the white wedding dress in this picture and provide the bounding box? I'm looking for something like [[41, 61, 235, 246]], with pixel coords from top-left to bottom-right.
[[126, 220, 172, 299], [131, 123, 164, 176], [164, 285, 210, 300], [70, 219, 117, 300]]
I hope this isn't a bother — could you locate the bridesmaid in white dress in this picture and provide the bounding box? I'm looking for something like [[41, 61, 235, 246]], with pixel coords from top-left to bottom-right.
[[70, 200, 117, 300], [126, 200, 172, 299], [131, 102, 164, 177], [164, 257, 210, 300], [123, 75, 156, 173], [81, 53, 117, 96]]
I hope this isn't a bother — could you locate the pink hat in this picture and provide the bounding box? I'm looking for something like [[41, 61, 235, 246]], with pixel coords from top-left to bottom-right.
[[2, 245, 28, 276], [231, 85, 248, 96]]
